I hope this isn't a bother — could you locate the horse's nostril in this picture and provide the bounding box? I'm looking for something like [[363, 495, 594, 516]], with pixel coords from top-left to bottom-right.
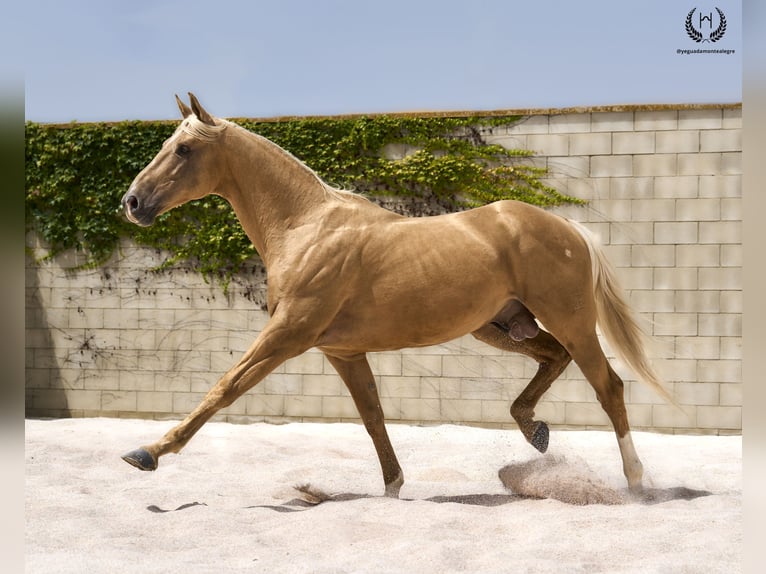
[[126, 195, 140, 212]]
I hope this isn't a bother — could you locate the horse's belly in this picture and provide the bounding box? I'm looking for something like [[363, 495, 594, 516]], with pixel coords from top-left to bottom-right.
[[317, 282, 508, 353]]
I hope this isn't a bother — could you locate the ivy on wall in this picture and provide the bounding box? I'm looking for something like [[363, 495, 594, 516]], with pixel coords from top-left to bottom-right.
[[25, 115, 584, 283]]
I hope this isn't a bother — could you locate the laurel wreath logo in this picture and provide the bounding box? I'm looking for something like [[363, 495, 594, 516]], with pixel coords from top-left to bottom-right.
[[686, 7, 727, 43], [710, 7, 727, 41]]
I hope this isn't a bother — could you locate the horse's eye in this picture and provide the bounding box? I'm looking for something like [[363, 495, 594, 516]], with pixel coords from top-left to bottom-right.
[[176, 144, 191, 156]]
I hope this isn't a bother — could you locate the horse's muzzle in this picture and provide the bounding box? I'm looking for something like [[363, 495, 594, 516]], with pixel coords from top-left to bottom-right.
[[121, 191, 155, 227]]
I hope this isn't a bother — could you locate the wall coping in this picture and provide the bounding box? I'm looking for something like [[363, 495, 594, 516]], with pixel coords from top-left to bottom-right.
[[250, 102, 743, 123], [35, 102, 742, 128]]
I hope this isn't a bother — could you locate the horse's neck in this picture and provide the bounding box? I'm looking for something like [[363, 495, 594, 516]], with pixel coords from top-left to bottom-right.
[[221, 128, 334, 262]]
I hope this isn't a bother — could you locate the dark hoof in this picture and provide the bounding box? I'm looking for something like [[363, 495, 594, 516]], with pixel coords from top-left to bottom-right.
[[122, 448, 157, 471], [530, 421, 549, 453]]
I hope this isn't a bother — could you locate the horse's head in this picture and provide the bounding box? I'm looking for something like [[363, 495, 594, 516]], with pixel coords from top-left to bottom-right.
[[122, 93, 228, 226]]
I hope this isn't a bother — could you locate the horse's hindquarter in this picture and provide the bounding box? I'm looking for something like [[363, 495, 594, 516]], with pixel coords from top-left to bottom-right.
[[316, 202, 555, 353]]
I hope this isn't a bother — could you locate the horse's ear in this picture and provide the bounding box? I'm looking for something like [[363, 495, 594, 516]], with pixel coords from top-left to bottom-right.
[[175, 94, 193, 118], [188, 93, 216, 126]]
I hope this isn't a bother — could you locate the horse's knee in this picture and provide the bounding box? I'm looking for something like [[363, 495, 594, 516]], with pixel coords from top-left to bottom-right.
[[208, 377, 244, 409]]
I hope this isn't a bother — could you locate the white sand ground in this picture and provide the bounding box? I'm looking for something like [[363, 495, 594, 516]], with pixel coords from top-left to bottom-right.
[[25, 418, 741, 573]]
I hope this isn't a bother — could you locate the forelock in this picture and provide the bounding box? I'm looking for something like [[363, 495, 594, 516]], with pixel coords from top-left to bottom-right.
[[178, 116, 229, 141]]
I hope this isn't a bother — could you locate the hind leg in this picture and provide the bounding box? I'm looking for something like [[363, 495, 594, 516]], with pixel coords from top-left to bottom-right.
[[567, 334, 644, 491], [472, 324, 571, 453]]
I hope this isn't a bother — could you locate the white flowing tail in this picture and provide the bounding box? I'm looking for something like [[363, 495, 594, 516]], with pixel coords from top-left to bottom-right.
[[569, 220, 676, 405]]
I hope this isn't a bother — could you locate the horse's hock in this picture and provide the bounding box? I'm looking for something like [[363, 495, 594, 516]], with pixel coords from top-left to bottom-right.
[[25, 103, 742, 435]]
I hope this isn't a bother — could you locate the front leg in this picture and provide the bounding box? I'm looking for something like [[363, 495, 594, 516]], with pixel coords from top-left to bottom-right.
[[122, 316, 310, 471], [324, 353, 404, 498]]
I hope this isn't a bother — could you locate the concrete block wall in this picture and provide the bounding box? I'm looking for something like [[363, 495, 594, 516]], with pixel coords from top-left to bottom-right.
[[25, 104, 741, 434]]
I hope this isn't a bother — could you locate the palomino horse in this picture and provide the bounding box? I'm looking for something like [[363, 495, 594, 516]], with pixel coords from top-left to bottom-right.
[[121, 94, 672, 497]]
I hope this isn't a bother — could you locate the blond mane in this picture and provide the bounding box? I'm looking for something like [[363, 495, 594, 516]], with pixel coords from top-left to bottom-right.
[[180, 114, 366, 204], [234, 122, 364, 203]]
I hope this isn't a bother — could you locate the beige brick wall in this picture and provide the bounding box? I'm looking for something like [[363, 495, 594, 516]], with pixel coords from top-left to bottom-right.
[[25, 104, 741, 434]]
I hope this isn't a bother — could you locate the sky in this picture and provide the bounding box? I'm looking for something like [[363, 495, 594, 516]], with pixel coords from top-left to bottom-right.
[[24, 0, 742, 122]]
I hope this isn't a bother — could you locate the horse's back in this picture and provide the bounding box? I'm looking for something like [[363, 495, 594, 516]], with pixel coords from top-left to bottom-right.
[[336, 198, 585, 301]]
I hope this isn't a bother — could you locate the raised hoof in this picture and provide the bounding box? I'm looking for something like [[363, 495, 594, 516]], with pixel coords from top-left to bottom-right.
[[530, 421, 549, 453], [122, 448, 157, 471]]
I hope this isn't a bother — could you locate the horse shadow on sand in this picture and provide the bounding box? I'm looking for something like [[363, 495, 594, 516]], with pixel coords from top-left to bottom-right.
[[249, 456, 711, 513], [145, 457, 712, 514]]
